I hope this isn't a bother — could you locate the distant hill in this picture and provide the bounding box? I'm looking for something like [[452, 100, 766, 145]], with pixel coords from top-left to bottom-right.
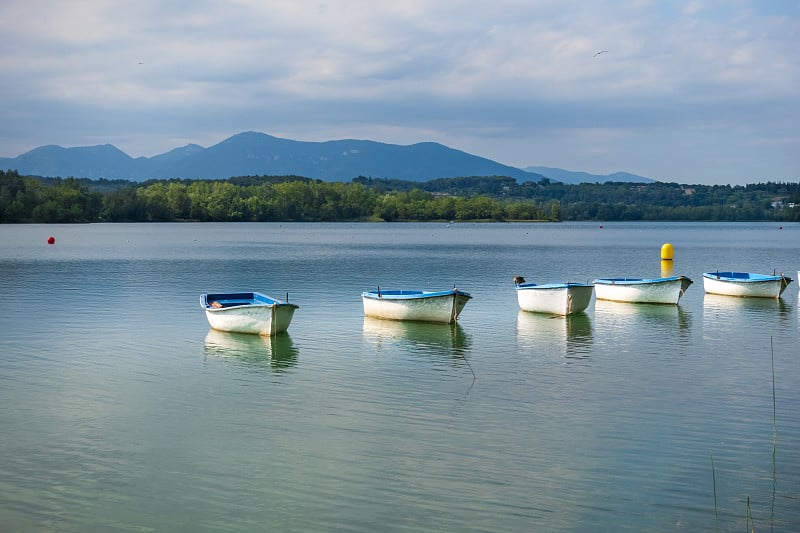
[[0, 132, 657, 184], [0, 144, 137, 181], [525, 166, 654, 184], [0, 132, 545, 183]]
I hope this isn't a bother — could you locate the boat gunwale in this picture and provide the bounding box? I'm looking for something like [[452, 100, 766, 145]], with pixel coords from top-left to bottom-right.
[[592, 276, 688, 285], [361, 289, 472, 300], [515, 282, 593, 290], [702, 271, 790, 283]]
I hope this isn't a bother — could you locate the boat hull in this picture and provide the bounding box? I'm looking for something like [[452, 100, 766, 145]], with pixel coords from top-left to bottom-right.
[[593, 276, 692, 305], [515, 283, 593, 315], [702, 272, 792, 298], [361, 289, 471, 323], [201, 292, 298, 335]]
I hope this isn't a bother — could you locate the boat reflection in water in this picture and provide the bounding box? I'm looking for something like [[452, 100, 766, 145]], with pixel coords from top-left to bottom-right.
[[362, 317, 471, 359], [703, 293, 792, 348], [204, 329, 298, 372], [593, 298, 691, 342], [703, 293, 792, 331], [362, 317, 476, 411], [595, 298, 680, 317], [516, 311, 593, 361]]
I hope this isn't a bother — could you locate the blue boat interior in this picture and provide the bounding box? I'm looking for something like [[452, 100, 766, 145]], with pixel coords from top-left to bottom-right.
[[703, 272, 793, 285], [203, 292, 278, 308], [703, 271, 779, 281], [709, 271, 749, 280]]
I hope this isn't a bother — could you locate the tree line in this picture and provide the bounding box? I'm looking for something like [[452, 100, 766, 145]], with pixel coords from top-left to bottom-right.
[[0, 171, 555, 223], [1, 170, 798, 223]]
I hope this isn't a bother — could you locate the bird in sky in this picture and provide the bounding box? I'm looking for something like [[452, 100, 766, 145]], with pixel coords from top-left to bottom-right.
[[593, 50, 608, 57]]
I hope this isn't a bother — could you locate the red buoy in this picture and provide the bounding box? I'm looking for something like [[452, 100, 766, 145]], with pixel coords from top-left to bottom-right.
[[47, 236, 55, 245]]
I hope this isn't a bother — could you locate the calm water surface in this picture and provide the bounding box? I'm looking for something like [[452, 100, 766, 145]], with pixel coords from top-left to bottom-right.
[[1, 222, 799, 532]]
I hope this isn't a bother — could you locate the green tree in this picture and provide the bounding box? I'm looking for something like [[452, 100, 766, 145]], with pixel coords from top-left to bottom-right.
[[1, 171, 44, 222], [30, 177, 101, 222], [166, 182, 191, 219], [138, 183, 172, 221], [103, 187, 145, 222]]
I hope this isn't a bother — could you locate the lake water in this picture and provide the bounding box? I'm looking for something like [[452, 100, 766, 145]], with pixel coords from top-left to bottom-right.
[[1, 222, 798, 532]]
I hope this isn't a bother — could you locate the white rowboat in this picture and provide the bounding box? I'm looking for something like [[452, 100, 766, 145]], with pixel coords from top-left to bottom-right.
[[200, 292, 298, 335], [514, 277, 593, 316], [593, 276, 692, 305], [361, 288, 471, 323], [702, 271, 793, 298]]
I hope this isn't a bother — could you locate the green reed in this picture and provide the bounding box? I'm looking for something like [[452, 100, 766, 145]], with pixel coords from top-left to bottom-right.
[[710, 336, 779, 532]]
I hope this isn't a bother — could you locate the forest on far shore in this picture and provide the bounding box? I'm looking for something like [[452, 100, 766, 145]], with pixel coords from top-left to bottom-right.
[[1, 170, 798, 223]]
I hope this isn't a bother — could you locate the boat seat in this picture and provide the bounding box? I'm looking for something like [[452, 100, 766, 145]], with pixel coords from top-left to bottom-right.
[[221, 300, 251, 307]]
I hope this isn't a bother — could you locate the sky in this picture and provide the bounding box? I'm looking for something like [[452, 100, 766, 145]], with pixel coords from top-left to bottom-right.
[[1, 0, 798, 185]]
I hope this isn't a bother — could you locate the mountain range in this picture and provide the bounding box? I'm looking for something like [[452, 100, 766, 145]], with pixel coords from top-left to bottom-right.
[[524, 166, 652, 184], [0, 131, 653, 184]]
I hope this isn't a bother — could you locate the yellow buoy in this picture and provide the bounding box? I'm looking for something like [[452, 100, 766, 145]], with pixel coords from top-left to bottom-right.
[[660, 243, 674, 261]]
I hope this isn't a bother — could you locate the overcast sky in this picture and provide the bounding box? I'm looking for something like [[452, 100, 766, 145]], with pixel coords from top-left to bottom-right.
[[1, 1, 798, 185]]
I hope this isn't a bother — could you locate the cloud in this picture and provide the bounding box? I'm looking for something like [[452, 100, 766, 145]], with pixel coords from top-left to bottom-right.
[[0, 0, 798, 184]]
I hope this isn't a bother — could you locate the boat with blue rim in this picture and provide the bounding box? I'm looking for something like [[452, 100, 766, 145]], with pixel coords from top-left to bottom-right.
[[702, 271, 792, 298], [593, 276, 692, 305], [361, 287, 472, 323], [200, 291, 299, 335], [513, 276, 593, 315]]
